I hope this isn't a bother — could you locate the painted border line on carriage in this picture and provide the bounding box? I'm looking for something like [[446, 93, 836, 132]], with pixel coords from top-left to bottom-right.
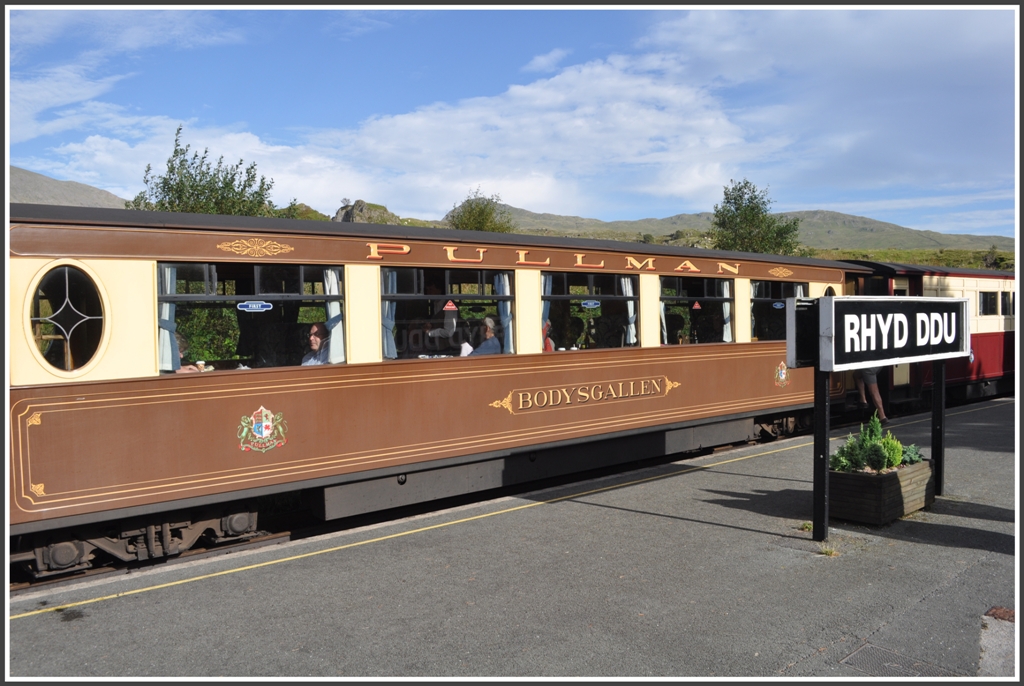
[[786, 296, 971, 372]]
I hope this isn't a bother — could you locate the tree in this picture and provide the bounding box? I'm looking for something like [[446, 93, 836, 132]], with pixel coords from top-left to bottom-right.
[[126, 125, 296, 217], [709, 179, 801, 255], [445, 187, 517, 233]]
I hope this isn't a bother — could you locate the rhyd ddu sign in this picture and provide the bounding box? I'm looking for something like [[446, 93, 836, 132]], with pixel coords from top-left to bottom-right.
[[787, 296, 970, 372]]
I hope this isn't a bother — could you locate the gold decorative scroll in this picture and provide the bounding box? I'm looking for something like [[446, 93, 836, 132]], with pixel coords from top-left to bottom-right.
[[489, 393, 514, 415], [768, 267, 794, 278], [217, 238, 296, 257], [27, 412, 42, 426], [30, 483, 45, 497]]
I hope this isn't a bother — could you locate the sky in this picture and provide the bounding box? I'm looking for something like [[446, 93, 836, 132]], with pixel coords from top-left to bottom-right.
[[5, 6, 1019, 238]]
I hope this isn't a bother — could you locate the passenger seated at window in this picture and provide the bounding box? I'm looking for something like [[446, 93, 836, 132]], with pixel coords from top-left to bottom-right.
[[168, 332, 201, 374], [302, 322, 332, 365], [469, 317, 502, 356], [595, 300, 630, 348], [542, 319, 556, 352]]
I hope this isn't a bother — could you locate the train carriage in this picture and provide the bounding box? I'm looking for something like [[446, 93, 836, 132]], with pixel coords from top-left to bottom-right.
[[843, 261, 1015, 410], [10, 203, 876, 578]]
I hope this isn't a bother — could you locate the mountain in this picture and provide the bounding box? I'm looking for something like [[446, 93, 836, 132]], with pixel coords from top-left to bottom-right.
[[10, 165, 1014, 251], [503, 205, 1015, 252], [10, 166, 128, 209]]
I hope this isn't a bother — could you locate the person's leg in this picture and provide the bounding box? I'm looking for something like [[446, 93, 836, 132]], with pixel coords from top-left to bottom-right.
[[854, 372, 869, 407], [866, 382, 887, 422]]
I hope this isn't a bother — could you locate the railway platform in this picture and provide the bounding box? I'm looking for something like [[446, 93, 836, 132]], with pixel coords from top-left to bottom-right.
[[7, 396, 1017, 678]]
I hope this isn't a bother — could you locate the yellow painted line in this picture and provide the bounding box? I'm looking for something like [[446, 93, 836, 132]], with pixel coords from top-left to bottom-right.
[[9, 399, 1008, 620]]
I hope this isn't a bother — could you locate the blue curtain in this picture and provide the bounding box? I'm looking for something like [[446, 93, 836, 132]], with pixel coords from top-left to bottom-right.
[[494, 273, 514, 354], [541, 273, 552, 344], [158, 265, 178, 371], [382, 269, 398, 359]]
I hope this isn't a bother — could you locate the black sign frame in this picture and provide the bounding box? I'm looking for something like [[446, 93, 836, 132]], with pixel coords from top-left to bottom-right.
[[788, 296, 970, 372]]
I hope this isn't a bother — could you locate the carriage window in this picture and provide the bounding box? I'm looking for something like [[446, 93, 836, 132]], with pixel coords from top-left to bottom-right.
[[979, 292, 999, 316], [30, 265, 104, 371], [1000, 292, 1014, 316], [660, 276, 734, 345], [382, 267, 514, 359], [541, 272, 638, 350], [157, 263, 344, 371], [750, 280, 809, 341]]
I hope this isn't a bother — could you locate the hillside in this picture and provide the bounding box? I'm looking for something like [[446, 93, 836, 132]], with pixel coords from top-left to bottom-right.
[[501, 205, 1015, 252], [9, 165, 1014, 252], [10, 166, 128, 209]]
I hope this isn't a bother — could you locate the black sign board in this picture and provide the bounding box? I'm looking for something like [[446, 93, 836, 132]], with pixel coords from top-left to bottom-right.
[[787, 296, 970, 372]]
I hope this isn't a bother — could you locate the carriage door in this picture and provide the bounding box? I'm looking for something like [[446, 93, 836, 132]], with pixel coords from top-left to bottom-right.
[[890, 277, 911, 388]]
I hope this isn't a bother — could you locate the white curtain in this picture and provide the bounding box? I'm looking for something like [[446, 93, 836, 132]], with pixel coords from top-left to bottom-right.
[[541, 273, 553, 346], [796, 283, 805, 297], [722, 280, 733, 343], [158, 265, 178, 371], [494, 273, 514, 354], [620, 276, 637, 345], [323, 267, 345, 363], [382, 269, 398, 359], [660, 301, 667, 345]]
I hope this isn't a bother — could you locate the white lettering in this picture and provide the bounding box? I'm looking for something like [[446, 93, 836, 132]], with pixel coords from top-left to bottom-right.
[[930, 312, 943, 345], [943, 312, 956, 344], [860, 313, 877, 351], [894, 314, 909, 348], [875, 313, 893, 349], [917, 313, 930, 346], [845, 315, 860, 352]]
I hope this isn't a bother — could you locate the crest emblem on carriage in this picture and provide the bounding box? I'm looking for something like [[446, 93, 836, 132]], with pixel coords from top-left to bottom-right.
[[237, 405, 288, 452], [774, 361, 790, 388]]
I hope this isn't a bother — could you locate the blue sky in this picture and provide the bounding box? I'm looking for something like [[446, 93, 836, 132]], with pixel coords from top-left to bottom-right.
[[6, 7, 1018, 238]]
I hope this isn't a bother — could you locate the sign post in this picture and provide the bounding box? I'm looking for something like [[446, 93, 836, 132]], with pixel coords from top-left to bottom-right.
[[787, 296, 970, 542]]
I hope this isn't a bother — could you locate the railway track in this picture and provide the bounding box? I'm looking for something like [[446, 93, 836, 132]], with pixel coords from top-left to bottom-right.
[[9, 532, 292, 597]]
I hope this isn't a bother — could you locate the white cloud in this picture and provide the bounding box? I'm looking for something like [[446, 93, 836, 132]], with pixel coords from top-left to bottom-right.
[[910, 209, 1017, 236], [8, 8, 1015, 236], [802, 190, 1017, 215], [522, 48, 572, 73], [9, 68, 129, 144], [9, 9, 242, 62]]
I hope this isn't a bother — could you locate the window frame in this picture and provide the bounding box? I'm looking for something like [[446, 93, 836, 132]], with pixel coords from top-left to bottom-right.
[[659, 275, 735, 345], [156, 261, 345, 371], [979, 291, 999, 316], [540, 271, 640, 351], [749, 279, 809, 342], [381, 266, 515, 360]]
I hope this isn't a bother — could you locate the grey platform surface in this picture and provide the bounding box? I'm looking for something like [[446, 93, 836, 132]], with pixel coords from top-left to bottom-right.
[[7, 397, 1017, 678]]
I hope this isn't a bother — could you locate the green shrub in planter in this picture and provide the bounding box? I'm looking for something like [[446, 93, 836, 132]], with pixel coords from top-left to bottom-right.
[[830, 413, 921, 474], [880, 434, 903, 469], [902, 443, 923, 465]]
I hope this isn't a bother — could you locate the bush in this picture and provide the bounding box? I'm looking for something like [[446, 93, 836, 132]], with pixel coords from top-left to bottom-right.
[[830, 413, 921, 474], [445, 187, 517, 233], [902, 443, 923, 465], [880, 432, 903, 469]]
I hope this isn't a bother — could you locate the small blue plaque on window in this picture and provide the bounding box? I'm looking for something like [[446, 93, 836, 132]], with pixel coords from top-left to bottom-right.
[[772, 301, 786, 309], [237, 301, 274, 312], [581, 300, 601, 309]]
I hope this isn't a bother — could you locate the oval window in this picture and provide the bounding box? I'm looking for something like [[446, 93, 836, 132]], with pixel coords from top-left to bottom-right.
[[30, 266, 104, 371]]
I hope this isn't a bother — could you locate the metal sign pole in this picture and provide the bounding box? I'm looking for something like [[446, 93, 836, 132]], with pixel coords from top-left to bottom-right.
[[932, 360, 946, 496], [812, 367, 831, 542]]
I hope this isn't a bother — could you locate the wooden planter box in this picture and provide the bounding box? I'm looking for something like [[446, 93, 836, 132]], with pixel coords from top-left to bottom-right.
[[829, 459, 935, 526]]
